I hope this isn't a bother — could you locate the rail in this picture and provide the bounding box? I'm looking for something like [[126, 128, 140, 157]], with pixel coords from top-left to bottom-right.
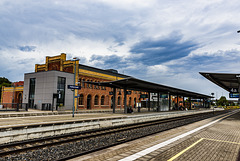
[[0, 110, 232, 160]]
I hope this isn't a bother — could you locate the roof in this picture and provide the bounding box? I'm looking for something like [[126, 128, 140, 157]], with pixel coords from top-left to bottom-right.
[[86, 77, 212, 99], [79, 64, 130, 78], [200, 72, 240, 92]]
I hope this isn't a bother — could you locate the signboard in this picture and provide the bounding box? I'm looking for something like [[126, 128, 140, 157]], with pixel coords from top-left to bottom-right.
[[160, 94, 168, 98], [229, 93, 239, 98], [67, 85, 81, 90], [140, 94, 148, 98], [230, 88, 238, 93]]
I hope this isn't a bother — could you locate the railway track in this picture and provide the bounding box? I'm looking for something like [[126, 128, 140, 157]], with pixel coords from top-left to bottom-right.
[[0, 110, 231, 160]]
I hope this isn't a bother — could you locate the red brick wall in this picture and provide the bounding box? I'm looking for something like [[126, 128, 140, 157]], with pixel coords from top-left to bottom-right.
[[48, 62, 60, 71], [77, 75, 141, 110]]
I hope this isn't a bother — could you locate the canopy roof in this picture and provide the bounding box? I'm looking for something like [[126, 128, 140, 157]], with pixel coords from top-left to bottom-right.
[[87, 77, 212, 99], [200, 72, 240, 92]]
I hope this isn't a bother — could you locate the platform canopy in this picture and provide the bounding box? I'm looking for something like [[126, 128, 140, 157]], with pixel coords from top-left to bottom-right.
[[200, 72, 240, 92], [87, 77, 212, 99]]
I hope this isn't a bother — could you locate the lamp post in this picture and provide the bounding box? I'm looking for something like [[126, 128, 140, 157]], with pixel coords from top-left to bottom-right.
[[72, 57, 80, 117]]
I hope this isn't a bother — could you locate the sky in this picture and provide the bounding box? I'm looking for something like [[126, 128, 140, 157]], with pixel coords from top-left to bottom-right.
[[1, 0, 240, 99]]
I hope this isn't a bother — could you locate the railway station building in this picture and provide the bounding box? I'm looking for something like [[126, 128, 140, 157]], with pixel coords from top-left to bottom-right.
[[1, 53, 211, 111]]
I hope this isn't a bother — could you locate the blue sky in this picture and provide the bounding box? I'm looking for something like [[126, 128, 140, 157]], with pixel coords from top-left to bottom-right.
[[1, 0, 240, 99]]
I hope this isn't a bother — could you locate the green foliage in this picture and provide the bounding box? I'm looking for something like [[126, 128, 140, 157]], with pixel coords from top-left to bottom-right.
[[216, 96, 228, 106], [0, 77, 12, 103]]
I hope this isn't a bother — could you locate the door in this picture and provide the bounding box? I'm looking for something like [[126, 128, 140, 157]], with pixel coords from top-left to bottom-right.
[[87, 95, 91, 109]]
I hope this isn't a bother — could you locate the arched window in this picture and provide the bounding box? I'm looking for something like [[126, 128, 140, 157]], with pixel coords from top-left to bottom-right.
[[94, 95, 99, 105], [101, 95, 105, 105], [87, 95, 91, 109], [79, 94, 84, 105], [118, 96, 121, 105], [134, 97, 136, 108]]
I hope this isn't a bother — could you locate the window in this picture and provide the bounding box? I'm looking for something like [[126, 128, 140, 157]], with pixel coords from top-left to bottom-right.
[[79, 94, 84, 105], [118, 96, 121, 105], [90, 80, 93, 88], [97, 81, 100, 89], [94, 81, 96, 89], [78, 78, 82, 86], [101, 95, 105, 105], [87, 80, 89, 88], [57, 77, 66, 106], [28, 78, 36, 108], [94, 95, 99, 105], [82, 79, 85, 88]]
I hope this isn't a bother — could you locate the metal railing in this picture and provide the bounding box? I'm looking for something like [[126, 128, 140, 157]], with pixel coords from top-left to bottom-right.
[[0, 103, 28, 111]]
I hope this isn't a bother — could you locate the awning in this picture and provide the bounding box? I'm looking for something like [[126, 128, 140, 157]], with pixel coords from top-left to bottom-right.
[[86, 77, 212, 99], [200, 72, 240, 92]]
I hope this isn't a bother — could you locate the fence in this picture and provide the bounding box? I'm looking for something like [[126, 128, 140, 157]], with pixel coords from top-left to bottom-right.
[[0, 103, 28, 111]]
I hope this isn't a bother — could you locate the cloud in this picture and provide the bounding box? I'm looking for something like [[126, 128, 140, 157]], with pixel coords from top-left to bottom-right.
[[0, 0, 240, 99], [129, 32, 199, 65], [18, 46, 36, 52]]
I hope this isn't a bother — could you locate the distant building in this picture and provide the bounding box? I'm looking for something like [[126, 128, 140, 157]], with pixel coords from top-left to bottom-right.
[[1, 53, 193, 111], [1, 81, 24, 104], [2, 53, 142, 110]]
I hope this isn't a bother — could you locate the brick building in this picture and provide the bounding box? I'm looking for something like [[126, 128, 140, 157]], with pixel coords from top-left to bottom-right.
[[2, 53, 141, 110], [1, 81, 24, 105], [1, 53, 207, 111]]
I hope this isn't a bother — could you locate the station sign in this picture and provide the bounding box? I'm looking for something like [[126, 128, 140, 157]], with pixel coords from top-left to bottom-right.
[[67, 85, 81, 90], [140, 94, 148, 98], [229, 88, 238, 93], [229, 93, 239, 98], [160, 94, 168, 98]]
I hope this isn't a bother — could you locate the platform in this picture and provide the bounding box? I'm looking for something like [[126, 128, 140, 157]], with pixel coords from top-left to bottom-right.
[[0, 108, 222, 145], [0, 108, 219, 127], [73, 109, 239, 161]]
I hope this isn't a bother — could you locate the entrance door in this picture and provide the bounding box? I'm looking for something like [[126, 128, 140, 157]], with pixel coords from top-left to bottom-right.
[[87, 95, 91, 109], [17, 93, 22, 104]]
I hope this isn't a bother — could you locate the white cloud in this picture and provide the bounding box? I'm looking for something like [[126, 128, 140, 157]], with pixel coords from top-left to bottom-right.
[[1, 0, 240, 99]]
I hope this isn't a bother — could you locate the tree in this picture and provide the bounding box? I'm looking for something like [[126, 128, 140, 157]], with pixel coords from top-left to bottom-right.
[[0, 77, 12, 103], [217, 96, 228, 106]]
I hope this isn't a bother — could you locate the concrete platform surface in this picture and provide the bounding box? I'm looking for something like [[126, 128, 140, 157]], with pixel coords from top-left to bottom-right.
[[0, 108, 220, 127], [72, 109, 239, 161]]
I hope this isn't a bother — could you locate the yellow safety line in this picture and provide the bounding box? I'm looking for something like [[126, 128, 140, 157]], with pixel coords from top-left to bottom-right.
[[167, 138, 204, 161], [203, 138, 240, 145], [168, 136, 240, 161]]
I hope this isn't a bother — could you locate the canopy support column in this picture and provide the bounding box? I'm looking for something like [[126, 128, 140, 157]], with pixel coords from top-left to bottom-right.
[[113, 87, 116, 113], [189, 97, 192, 110], [157, 92, 160, 112], [148, 92, 151, 111], [124, 87, 127, 114], [177, 95, 179, 110], [168, 93, 171, 110]]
